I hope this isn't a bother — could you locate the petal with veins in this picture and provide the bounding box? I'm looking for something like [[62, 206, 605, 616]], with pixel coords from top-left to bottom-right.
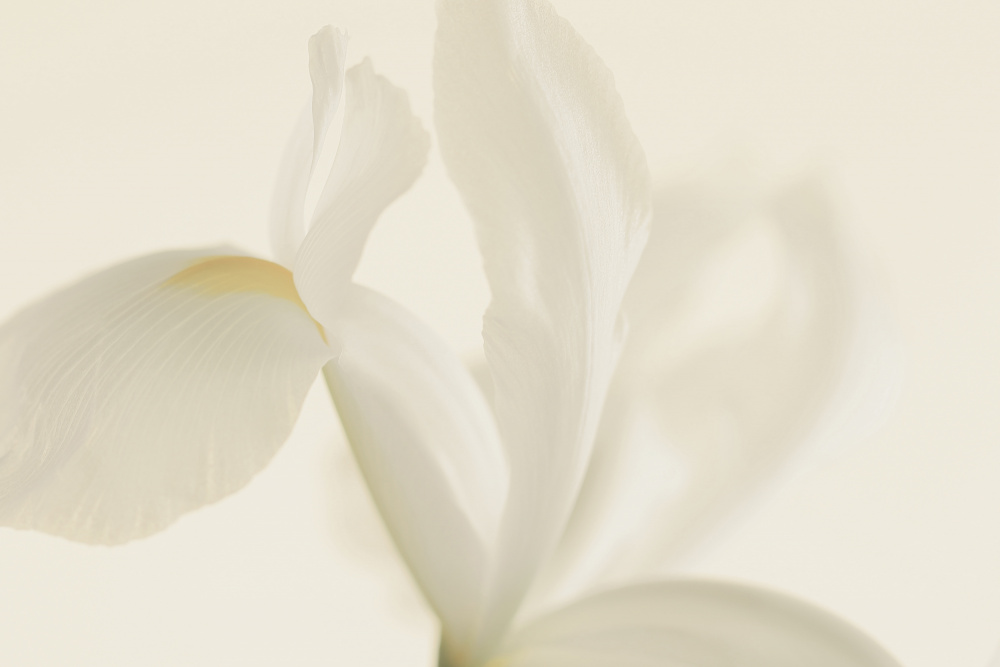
[[496, 580, 901, 667], [293, 59, 430, 331], [0, 249, 332, 544], [269, 26, 348, 268], [435, 0, 651, 652], [323, 286, 506, 656]]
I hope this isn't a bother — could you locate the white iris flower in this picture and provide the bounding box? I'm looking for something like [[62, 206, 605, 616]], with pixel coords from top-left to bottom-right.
[[0, 2, 903, 666]]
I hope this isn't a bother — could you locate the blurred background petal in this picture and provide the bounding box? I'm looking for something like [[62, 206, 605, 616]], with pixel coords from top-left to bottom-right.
[[533, 162, 903, 613], [500, 579, 902, 667]]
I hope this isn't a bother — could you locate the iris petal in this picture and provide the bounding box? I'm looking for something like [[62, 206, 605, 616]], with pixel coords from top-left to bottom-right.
[[293, 58, 430, 331], [0, 249, 332, 544], [435, 0, 652, 653], [497, 579, 901, 667], [324, 286, 506, 656]]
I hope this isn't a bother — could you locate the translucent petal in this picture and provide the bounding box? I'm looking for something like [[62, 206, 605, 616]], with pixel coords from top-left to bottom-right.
[[434, 0, 651, 652], [269, 26, 348, 268], [496, 580, 901, 667], [323, 286, 506, 656], [0, 249, 332, 544], [540, 171, 899, 605], [294, 59, 430, 331]]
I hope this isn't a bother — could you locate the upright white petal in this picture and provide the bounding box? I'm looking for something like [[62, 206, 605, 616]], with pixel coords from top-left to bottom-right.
[[496, 580, 901, 667], [0, 250, 332, 544], [293, 60, 430, 330], [269, 26, 348, 268], [323, 286, 507, 657], [435, 0, 651, 652]]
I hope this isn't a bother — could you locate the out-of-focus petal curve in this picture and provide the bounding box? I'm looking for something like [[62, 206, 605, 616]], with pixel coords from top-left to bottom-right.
[[434, 0, 651, 654], [323, 285, 506, 658], [269, 26, 348, 268], [0, 249, 333, 544], [538, 172, 899, 607], [495, 579, 901, 667], [293, 59, 430, 331]]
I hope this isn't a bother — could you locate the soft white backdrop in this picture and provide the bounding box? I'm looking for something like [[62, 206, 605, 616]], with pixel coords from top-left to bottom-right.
[[1, 1, 998, 665]]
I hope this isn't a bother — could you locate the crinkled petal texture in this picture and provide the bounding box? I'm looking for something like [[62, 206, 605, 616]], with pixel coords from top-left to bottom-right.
[[435, 0, 651, 656], [268, 27, 430, 330], [323, 286, 506, 651], [539, 173, 898, 606], [293, 57, 429, 329], [0, 249, 332, 544], [494, 580, 901, 667], [270, 26, 430, 329]]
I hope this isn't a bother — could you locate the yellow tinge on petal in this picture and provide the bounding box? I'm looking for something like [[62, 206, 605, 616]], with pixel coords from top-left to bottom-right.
[[163, 255, 326, 341]]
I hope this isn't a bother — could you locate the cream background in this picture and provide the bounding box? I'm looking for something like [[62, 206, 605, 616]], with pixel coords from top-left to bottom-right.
[[0, 0, 998, 665]]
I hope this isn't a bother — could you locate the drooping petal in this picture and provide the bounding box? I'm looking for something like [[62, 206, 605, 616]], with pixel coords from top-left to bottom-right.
[[293, 59, 430, 330], [0, 250, 333, 544], [434, 0, 651, 652], [322, 286, 506, 658], [539, 171, 899, 605], [269, 26, 348, 268], [495, 580, 901, 667]]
